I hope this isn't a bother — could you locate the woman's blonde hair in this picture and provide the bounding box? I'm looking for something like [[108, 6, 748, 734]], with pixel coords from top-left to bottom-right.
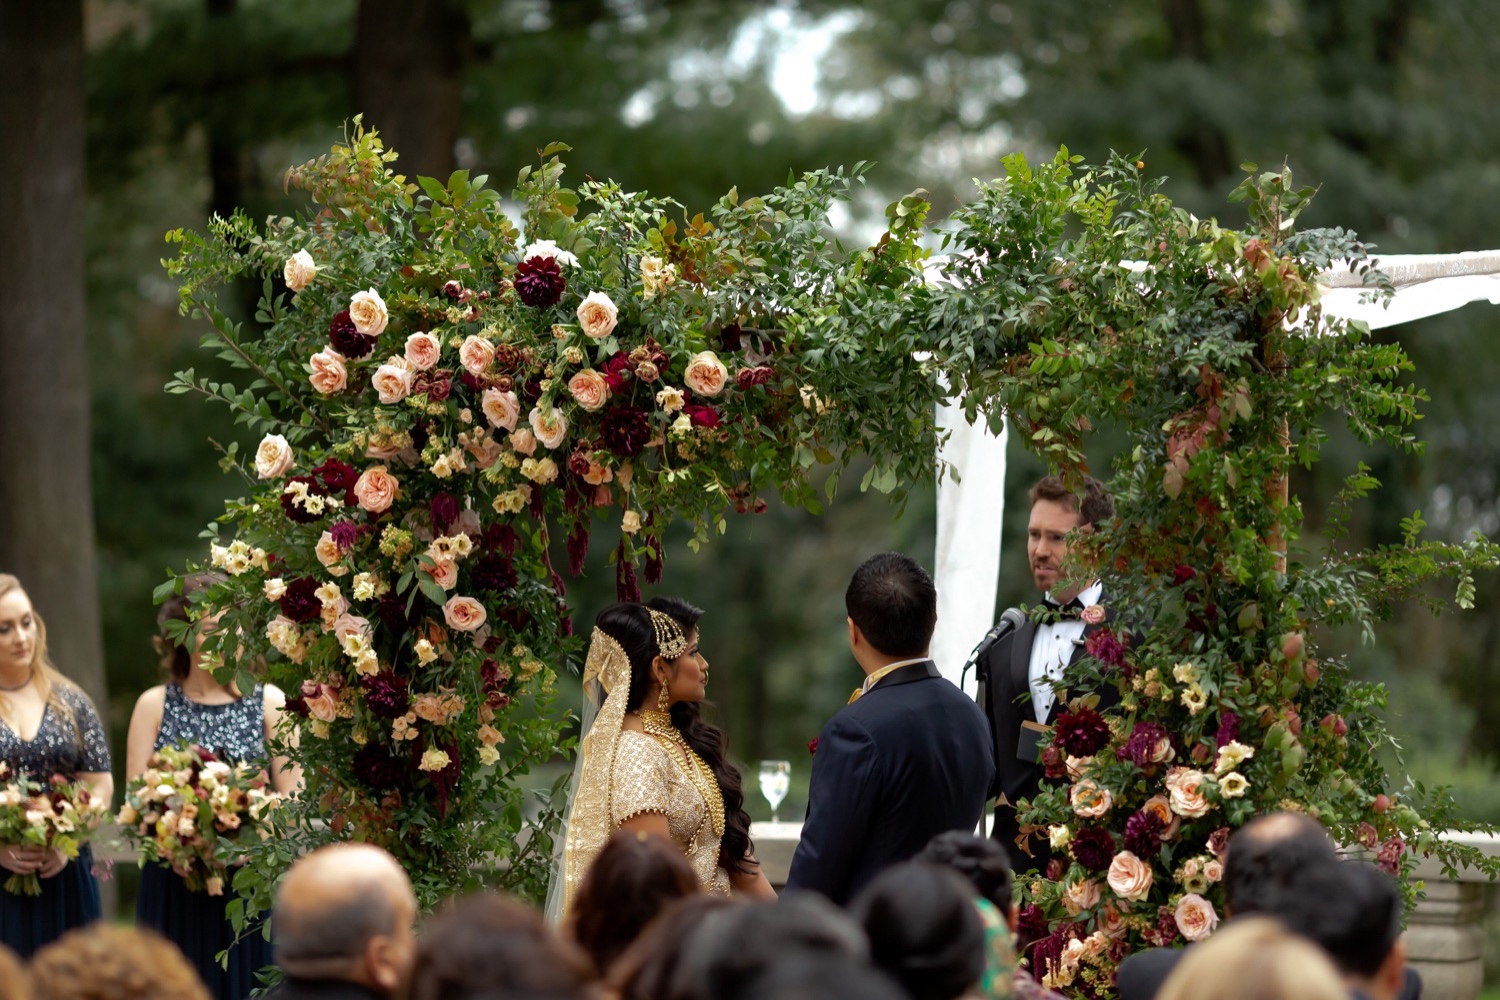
[[1157, 916, 1348, 1000], [29, 924, 209, 1000], [0, 574, 79, 740]]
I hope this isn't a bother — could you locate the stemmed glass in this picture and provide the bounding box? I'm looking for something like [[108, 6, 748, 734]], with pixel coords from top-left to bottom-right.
[[758, 760, 791, 824]]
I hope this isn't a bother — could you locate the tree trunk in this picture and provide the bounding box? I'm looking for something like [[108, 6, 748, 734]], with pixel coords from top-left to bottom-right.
[[0, 2, 109, 715], [353, 0, 470, 180]]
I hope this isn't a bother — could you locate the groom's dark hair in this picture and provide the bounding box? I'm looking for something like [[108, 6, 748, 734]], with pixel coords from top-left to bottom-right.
[[846, 552, 937, 658]]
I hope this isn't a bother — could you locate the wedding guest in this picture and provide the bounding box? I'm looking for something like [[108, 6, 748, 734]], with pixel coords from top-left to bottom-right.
[[976, 476, 1116, 871], [0, 574, 113, 957], [126, 573, 299, 999], [29, 924, 209, 1000], [1156, 917, 1348, 1000], [267, 844, 417, 1000], [607, 895, 739, 1000], [550, 597, 774, 919], [738, 957, 907, 1000], [1267, 859, 1411, 1000], [567, 829, 698, 977], [918, 832, 1063, 999], [408, 893, 592, 1000], [0, 942, 28, 1000], [786, 553, 993, 904], [851, 862, 988, 1000]]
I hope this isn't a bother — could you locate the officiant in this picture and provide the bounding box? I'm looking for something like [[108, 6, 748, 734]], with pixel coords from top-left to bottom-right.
[[976, 475, 1117, 870]]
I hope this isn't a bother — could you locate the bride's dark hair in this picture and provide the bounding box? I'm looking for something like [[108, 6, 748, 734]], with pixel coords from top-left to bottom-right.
[[595, 597, 755, 876]]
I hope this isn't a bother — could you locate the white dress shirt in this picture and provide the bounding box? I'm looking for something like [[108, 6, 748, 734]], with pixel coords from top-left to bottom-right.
[[1028, 581, 1103, 723]]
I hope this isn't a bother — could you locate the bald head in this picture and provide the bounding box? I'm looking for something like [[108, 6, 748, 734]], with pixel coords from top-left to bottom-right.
[[1224, 811, 1337, 916], [274, 844, 417, 988]]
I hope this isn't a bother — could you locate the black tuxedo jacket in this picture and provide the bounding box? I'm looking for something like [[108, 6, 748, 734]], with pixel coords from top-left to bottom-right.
[[979, 604, 1121, 861], [784, 660, 994, 906]]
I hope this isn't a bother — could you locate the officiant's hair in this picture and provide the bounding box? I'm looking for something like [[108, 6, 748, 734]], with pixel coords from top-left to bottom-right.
[[845, 552, 937, 658], [1029, 475, 1114, 529], [917, 831, 1013, 914]]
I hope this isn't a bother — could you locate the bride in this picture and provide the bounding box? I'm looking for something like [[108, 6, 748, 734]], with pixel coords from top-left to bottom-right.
[[550, 596, 775, 916]]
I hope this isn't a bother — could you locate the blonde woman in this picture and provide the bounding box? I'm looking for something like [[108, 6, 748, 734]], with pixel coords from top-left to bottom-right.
[[0, 574, 113, 957], [1157, 916, 1349, 1000]]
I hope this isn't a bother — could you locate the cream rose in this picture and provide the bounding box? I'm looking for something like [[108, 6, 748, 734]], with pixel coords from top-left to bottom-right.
[[443, 595, 487, 632], [520, 457, 559, 485], [349, 288, 389, 335], [459, 336, 495, 376], [656, 385, 686, 413], [372, 358, 414, 405], [683, 350, 729, 397], [529, 405, 568, 450], [254, 434, 294, 479], [404, 332, 441, 371], [309, 347, 348, 396], [1174, 893, 1219, 942], [567, 369, 610, 411], [622, 510, 642, 534], [284, 249, 317, 291], [264, 578, 287, 602], [1106, 851, 1154, 901], [1165, 767, 1213, 818], [419, 748, 452, 772], [1061, 879, 1101, 915], [510, 428, 538, 456], [1070, 779, 1113, 819], [353, 465, 400, 513], [576, 291, 619, 339], [481, 388, 521, 431]]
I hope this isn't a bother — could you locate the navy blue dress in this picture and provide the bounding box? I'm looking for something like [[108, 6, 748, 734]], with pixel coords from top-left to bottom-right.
[[135, 684, 273, 999], [0, 683, 111, 957]]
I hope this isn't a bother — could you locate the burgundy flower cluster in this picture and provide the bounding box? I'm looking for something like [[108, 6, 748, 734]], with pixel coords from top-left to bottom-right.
[[480, 659, 514, 714], [735, 365, 774, 390], [514, 255, 565, 308], [1116, 721, 1170, 768], [329, 310, 376, 359], [311, 457, 360, 506], [1053, 706, 1111, 757], [1084, 628, 1126, 668], [278, 576, 322, 624], [279, 475, 328, 524], [1214, 711, 1241, 748], [600, 406, 651, 457], [430, 492, 459, 532], [361, 670, 410, 719], [1123, 807, 1166, 858], [1069, 825, 1116, 872], [684, 404, 721, 429], [353, 744, 405, 790]]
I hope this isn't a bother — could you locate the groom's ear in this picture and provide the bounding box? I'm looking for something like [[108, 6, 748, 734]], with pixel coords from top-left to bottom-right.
[[847, 616, 861, 651]]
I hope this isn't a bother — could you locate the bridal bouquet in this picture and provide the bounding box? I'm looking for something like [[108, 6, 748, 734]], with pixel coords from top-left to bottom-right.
[[116, 744, 279, 895], [0, 762, 110, 896]]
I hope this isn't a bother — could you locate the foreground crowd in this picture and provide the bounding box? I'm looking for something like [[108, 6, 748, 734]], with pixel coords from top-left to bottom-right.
[[0, 809, 1414, 1000]]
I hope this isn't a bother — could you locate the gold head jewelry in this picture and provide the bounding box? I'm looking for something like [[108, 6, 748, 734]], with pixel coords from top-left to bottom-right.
[[648, 608, 689, 660]]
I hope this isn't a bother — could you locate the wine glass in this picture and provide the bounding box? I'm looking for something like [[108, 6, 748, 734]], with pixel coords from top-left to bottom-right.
[[758, 760, 791, 824]]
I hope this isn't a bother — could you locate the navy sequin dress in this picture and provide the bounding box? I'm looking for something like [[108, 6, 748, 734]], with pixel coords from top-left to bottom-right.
[[0, 683, 111, 957], [135, 684, 273, 999]]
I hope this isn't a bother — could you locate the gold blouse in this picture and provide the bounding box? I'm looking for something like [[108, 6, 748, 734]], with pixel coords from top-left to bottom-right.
[[611, 730, 733, 895]]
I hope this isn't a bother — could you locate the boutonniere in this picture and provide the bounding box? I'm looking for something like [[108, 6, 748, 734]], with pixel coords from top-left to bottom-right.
[[807, 737, 819, 757], [1081, 604, 1107, 625]]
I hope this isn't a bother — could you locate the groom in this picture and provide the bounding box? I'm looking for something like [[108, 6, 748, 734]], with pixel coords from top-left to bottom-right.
[[785, 552, 994, 905]]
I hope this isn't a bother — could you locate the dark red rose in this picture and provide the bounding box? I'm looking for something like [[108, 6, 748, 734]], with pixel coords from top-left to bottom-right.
[[1046, 858, 1066, 881], [600, 406, 652, 457], [735, 366, 773, 390], [1069, 826, 1115, 872], [718, 323, 743, 352], [1084, 628, 1126, 667], [278, 576, 322, 624], [312, 458, 360, 506], [1054, 706, 1110, 757], [279, 475, 327, 524], [329, 310, 377, 359], [1117, 721, 1170, 768], [684, 404, 721, 429], [423, 370, 453, 402], [352, 744, 405, 790], [362, 671, 410, 719], [807, 737, 819, 756], [1214, 711, 1240, 748], [601, 351, 633, 393], [330, 520, 360, 552], [430, 492, 459, 532], [1172, 564, 1197, 586], [514, 255, 566, 308], [1123, 808, 1166, 858]]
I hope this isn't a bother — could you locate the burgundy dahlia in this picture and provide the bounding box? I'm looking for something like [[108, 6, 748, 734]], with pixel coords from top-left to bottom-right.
[[684, 404, 721, 429], [1069, 826, 1116, 872], [329, 310, 376, 359], [312, 458, 360, 506], [362, 671, 410, 719], [1053, 706, 1110, 757], [1084, 628, 1126, 668], [352, 745, 405, 790], [514, 255, 566, 308], [278, 576, 322, 624], [430, 492, 459, 532], [736, 366, 774, 390], [1117, 721, 1170, 768], [279, 475, 326, 525], [600, 407, 652, 457], [1123, 808, 1166, 858]]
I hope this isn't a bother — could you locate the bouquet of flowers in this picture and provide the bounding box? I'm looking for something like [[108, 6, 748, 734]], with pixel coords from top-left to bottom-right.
[[116, 743, 279, 895], [0, 761, 110, 896]]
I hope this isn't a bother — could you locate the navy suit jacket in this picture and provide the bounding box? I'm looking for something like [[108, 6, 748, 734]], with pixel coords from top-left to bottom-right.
[[784, 660, 995, 906]]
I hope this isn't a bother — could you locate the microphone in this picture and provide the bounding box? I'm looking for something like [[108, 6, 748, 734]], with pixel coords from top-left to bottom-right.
[[961, 607, 1027, 691]]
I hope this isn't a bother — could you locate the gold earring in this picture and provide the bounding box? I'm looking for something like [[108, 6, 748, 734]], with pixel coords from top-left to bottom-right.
[[657, 681, 671, 713]]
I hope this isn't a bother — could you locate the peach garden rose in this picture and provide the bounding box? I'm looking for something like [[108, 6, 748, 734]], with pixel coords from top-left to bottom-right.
[[567, 369, 610, 411], [442, 595, 487, 632], [481, 388, 520, 431], [1106, 850, 1153, 901], [254, 434, 294, 479], [576, 291, 619, 339], [353, 465, 400, 513], [348, 288, 389, 335], [309, 347, 348, 396], [1164, 766, 1212, 818], [1070, 779, 1113, 819], [459, 336, 495, 376], [404, 332, 441, 371], [1174, 893, 1219, 941], [683, 350, 728, 397], [529, 405, 568, 450], [372, 357, 414, 405], [283, 249, 317, 291]]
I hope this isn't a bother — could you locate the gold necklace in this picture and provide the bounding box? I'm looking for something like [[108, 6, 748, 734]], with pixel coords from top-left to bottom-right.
[[640, 710, 726, 838]]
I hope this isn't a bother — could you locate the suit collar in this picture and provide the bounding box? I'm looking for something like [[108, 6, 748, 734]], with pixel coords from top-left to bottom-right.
[[864, 659, 940, 693]]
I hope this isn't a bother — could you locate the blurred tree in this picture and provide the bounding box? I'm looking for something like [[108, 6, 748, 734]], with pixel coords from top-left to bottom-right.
[[0, 0, 108, 713]]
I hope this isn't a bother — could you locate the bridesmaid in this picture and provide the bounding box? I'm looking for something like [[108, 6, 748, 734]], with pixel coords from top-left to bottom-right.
[[125, 575, 299, 999], [0, 574, 114, 957]]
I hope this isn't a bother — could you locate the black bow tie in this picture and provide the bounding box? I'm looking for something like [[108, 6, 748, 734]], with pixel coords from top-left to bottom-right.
[[1042, 596, 1086, 619]]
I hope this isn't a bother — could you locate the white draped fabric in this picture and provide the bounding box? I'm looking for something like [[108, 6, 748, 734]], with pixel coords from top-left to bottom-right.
[[928, 250, 1500, 691]]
